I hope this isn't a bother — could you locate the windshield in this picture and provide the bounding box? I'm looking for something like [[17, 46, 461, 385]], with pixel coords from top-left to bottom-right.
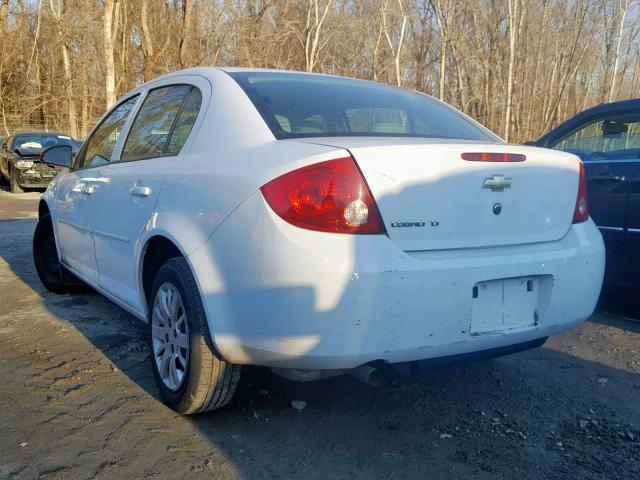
[[13, 134, 76, 153], [228, 71, 496, 142]]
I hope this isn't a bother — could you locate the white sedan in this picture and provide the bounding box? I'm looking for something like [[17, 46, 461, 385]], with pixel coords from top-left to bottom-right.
[[34, 68, 605, 413]]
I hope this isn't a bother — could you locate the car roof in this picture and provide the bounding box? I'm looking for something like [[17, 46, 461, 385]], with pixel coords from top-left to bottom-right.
[[142, 67, 360, 90], [536, 98, 640, 146], [564, 98, 640, 119]]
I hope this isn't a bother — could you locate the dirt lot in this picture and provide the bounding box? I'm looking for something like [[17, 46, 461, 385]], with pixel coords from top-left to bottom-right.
[[0, 188, 639, 480]]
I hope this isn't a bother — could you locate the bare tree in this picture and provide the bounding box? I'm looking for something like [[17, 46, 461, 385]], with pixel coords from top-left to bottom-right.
[[0, 0, 8, 33], [48, 0, 78, 138], [103, 0, 121, 108], [179, 0, 193, 68], [504, 0, 522, 141], [295, 0, 332, 72], [381, 0, 408, 87], [140, 0, 172, 81], [609, 0, 630, 102], [430, 0, 455, 101], [0, 0, 639, 143]]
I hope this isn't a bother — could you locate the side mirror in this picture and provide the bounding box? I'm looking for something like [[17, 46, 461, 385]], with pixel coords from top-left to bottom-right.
[[41, 145, 73, 168]]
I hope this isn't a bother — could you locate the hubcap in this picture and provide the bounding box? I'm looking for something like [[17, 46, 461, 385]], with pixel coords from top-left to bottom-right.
[[151, 283, 189, 391]]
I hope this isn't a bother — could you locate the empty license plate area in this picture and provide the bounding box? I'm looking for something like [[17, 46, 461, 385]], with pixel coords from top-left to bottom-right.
[[470, 277, 540, 335]]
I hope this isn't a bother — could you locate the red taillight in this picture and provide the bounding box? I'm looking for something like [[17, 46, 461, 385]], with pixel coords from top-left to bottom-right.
[[462, 152, 526, 162], [572, 162, 589, 223], [261, 157, 385, 234]]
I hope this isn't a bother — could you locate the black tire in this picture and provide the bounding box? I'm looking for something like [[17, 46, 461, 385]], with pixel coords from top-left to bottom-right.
[[9, 167, 23, 193], [33, 213, 84, 293], [148, 257, 241, 414]]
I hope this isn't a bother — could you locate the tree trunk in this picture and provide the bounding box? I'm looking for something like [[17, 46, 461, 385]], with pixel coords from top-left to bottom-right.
[[504, 0, 519, 142], [61, 42, 78, 138], [0, 0, 8, 33], [608, 0, 628, 103], [180, 0, 193, 68], [432, 0, 448, 101], [49, 0, 78, 138], [103, 0, 119, 109]]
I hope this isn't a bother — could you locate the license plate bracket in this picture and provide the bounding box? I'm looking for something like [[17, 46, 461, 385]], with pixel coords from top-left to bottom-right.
[[470, 276, 539, 335]]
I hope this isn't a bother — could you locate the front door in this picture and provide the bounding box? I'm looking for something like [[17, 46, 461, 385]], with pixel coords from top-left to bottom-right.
[[54, 95, 140, 285], [52, 166, 102, 284], [549, 114, 640, 284]]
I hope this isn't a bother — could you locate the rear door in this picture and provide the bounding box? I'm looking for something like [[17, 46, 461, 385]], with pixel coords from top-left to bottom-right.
[[626, 165, 640, 286], [89, 80, 205, 313], [548, 113, 640, 283]]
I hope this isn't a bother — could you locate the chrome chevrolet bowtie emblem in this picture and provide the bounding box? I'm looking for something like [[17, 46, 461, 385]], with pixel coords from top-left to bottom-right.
[[482, 175, 512, 192]]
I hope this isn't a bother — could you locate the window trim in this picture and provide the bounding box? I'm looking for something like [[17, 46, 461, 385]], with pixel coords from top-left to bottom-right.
[[115, 84, 201, 164], [73, 94, 141, 171]]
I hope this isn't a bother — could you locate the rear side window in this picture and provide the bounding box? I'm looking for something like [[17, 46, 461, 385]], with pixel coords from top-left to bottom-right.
[[121, 85, 200, 161], [228, 72, 495, 141], [80, 95, 138, 169], [166, 88, 202, 155]]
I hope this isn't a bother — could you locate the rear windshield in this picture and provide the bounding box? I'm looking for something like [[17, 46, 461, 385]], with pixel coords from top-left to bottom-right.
[[228, 71, 495, 141]]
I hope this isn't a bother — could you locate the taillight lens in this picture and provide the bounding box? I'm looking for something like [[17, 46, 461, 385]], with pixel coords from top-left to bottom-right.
[[573, 162, 589, 223], [462, 152, 526, 162], [261, 157, 385, 234]]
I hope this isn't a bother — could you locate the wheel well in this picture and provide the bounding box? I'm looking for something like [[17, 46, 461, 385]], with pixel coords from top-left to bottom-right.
[[38, 200, 50, 219], [142, 236, 183, 308]]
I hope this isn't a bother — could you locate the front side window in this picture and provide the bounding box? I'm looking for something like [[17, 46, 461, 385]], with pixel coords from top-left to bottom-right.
[[79, 96, 138, 169], [121, 85, 195, 160], [228, 72, 495, 141], [552, 115, 640, 160]]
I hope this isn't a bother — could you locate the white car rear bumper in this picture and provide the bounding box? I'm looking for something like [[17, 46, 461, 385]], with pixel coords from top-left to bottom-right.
[[188, 191, 605, 370]]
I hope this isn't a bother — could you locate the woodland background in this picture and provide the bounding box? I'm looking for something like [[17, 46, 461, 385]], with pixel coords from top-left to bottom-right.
[[0, 0, 638, 143]]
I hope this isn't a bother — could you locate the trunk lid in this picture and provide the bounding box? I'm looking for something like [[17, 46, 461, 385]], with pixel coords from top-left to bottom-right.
[[292, 138, 580, 251]]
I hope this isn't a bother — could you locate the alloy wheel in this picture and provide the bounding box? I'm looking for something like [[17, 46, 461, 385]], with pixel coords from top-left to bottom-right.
[[151, 282, 190, 391]]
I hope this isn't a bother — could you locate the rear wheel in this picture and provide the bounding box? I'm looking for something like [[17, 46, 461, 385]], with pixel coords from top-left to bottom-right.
[[33, 214, 84, 293], [9, 167, 23, 193], [149, 257, 241, 414]]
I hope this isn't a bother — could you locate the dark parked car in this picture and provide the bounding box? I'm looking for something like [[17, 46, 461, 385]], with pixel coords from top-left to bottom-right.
[[534, 98, 640, 288], [0, 132, 78, 193]]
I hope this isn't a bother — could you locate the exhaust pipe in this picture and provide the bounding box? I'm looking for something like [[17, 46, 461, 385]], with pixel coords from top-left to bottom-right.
[[351, 365, 386, 387]]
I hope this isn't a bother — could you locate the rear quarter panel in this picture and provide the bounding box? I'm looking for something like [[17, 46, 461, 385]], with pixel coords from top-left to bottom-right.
[[148, 142, 349, 257]]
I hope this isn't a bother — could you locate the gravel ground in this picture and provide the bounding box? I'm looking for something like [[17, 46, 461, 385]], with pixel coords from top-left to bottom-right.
[[0, 189, 639, 480]]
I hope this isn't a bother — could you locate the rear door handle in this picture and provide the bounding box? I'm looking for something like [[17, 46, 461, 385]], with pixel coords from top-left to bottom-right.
[[130, 185, 152, 197]]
